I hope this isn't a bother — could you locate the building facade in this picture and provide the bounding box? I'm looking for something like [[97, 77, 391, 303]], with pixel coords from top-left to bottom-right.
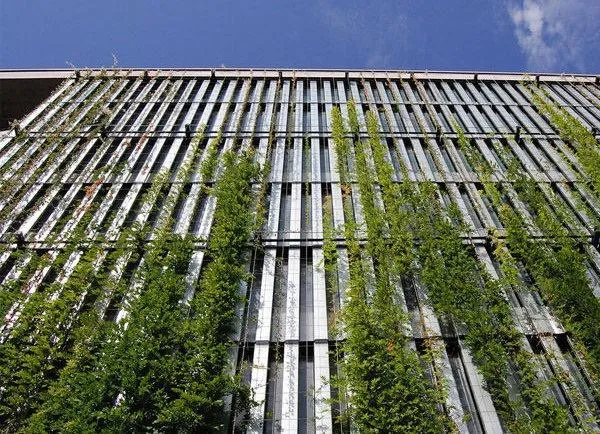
[[0, 69, 599, 432]]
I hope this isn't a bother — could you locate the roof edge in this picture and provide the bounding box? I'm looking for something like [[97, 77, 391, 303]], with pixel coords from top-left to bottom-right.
[[0, 68, 598, 83]]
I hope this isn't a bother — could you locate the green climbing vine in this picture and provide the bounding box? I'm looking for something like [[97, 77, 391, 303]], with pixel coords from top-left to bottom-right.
[[330, 104, 452, 433], [21, 150, 260, 433], [455, 122, 599, 427], [528, 85, 600, 193]]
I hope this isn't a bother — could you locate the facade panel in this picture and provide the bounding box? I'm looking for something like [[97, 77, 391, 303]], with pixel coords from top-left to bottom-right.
[[0, 69, 599, 432]]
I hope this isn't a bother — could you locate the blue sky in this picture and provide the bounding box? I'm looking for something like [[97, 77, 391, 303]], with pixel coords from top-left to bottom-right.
[[1, 0, 599, 73]]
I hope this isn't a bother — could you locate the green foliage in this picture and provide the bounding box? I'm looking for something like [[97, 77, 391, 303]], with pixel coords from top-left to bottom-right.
[[455, 122, 596, 429], [335, 104, 574, 431], [201, 129, 221, 182], [21, 151, 260, 432], [0, 110, 260, 432], [0, 228, 105, 429], [330, 105, 452, 433], [321, 196, 338, 273], [528, 87, 600, 193]]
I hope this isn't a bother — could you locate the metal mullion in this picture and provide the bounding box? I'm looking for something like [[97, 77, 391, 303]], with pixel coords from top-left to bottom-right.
[[434, 102, 456, 134], [0, 81, 121, 237], [62, 79, 118, 135], [0, 251, 32, 287], [349, 81, 366, 132], [439, 138, 475, 183], [197, 79, 224, 128], [132, 80, 188, 182], [83, 80, 173, 239], [53, 80, 165, 241], [493, 103, 519, 133], [104, 81, 189, 240], [390, 83, 417, 134], [246, 79, 265, 134], [504, 184, 543, 237], [437, 342, 470, 432], [478, 83, 520, 129], [2, 78, 111, 184], [477, 82, 503, 105], [439, 81, 462, 105], [426, 81, 449, 104], [575, 84, 600, 111], [194, 138, 235, 241], [281, 340, 299, 433], [248, 342, 270, 433], [310, 80, 319, 134], [447, 183, 478, 233], [63, 81, 143, 183], [377, 80, 400, 133], [401, 80, 420, 104], [551, 138, 591, 182], [312, 339, 332, 432], [114, 130, 209, 324], [410, 138, 436, 181], [227, 78, 251, 133], [0, 79, 101, 181], [413, 276, 470, 429], [394, 138, 417, 181], [550, 83, 584, 107], [480, 104, 510, 133], [328, 140, 346, 232], [459, 342, 504, 432], [472, 138, 501, 172], [474, 247, 564, 405], [265, 141, 285, 242], [539, 336, 599, 430], [411, 99, 433, 133], [453, 81, 476, 105], [510, 102, 541, 134], [468, 104, 494, 134], [336, 80, 350, 125], [544, 183, 591, 232], [17, 81, 136, 240], [465, 183, 496, 229], [274, 80, 289, 133], [322, 80, 333, 132], [426, 137, 455, 182], [502, 82, 530, 106], [350, 182, 366, 239], [523, 139, 565, 182], [573, 183, 600, 221], [535, 139, 578, 182], [453, 104, 478, 133], [152, 117, 207, 233], [464, 82, 488, 105], [285, 249, 301, 341], [543, 84, 594, 129], [175, 83, 233, 235], [182, 79, 210, 130], [209, 81, 243, 150], [524, 104, 556, 135], [289, 181, 302, 240], [508, 138, 549, 181], [491, 82, 519, 106], [294, 79, 304, 135], [362, 78, 378, 107]]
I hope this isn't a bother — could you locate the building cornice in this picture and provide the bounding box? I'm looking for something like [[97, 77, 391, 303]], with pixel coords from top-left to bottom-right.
[[0, 68, 598, 84]]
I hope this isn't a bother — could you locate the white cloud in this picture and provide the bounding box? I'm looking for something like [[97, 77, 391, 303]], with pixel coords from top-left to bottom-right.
[[508, 0, 600, 71], [315, 1, 409, 68]]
